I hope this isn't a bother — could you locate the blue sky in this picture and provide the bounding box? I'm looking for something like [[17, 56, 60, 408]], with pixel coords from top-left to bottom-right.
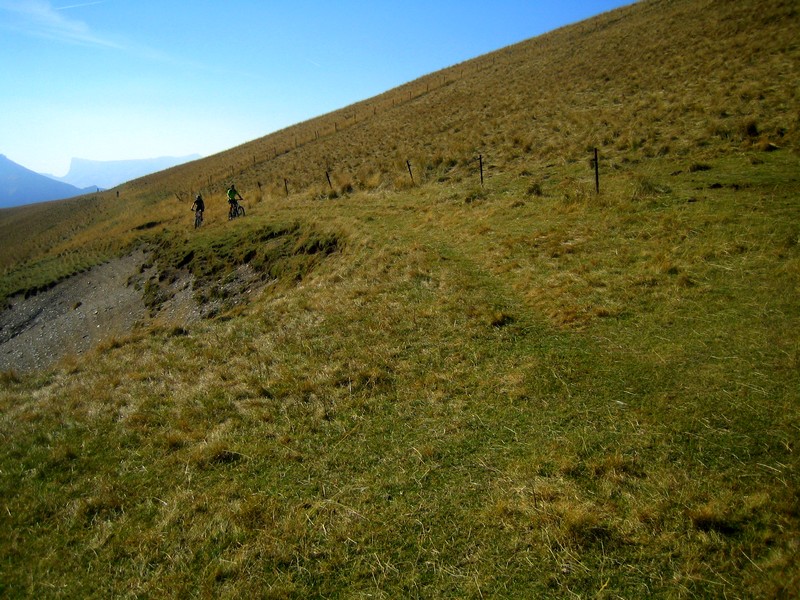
[[0, 0, 633, 176]]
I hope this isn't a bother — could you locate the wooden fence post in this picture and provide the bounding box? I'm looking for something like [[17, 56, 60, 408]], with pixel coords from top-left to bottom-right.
[[594, 148, 600, 194], [284, 178, 289, 196], [406, 160, 415, 184], [326, 171, 333, 190]]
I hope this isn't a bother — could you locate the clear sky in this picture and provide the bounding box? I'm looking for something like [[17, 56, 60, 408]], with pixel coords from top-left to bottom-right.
[[0, 0, 633, 176]]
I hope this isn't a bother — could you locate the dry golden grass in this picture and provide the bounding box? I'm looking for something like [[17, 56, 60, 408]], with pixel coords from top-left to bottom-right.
[[1, 0, 799, 598], [4, 0, 798, 298]]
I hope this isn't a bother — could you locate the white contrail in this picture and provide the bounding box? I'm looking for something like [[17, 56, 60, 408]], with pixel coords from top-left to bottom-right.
[[55, 1, 106, 9], [0, 0, 120, 49], [2, 0, 173, 62]]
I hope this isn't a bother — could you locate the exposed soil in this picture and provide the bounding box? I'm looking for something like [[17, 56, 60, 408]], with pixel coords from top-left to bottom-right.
[[0, 250, 201, 373], [0, 235, 289, 374]]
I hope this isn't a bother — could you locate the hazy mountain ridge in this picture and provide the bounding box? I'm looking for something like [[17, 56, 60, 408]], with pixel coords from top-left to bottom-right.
[[0, 154, 94, 208], [48, 154, 201, 189], [0, 154, 202, 208]]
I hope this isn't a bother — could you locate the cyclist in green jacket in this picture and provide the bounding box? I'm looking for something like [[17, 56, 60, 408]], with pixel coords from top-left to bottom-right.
[[227, 184, 243, 207]]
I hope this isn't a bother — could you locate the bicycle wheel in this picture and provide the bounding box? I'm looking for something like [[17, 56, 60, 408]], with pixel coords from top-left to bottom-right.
[[195, 212, 203, 228], [236, 205, 245, 217]]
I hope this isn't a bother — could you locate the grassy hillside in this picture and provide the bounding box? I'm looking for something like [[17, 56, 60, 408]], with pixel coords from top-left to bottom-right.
[[1, 0, 799, 597]]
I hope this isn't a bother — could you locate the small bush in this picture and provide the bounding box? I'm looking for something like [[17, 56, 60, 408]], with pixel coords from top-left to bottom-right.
[[631, 177, 671, 200], [526, 182, 544, 197], [490, 311, 515, 328], [465, 187, 488, 204], [688, 503, 740, 535], [741, 119, 759, 138], [0, 369, 21, 385]]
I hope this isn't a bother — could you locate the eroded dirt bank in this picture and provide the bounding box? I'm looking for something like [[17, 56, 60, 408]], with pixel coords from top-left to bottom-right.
[[0, 250, 199, 373]]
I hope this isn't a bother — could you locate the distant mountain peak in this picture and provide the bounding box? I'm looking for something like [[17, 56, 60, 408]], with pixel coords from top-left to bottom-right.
[[0, 155, 94, 208], [52, 155, 202, 189]]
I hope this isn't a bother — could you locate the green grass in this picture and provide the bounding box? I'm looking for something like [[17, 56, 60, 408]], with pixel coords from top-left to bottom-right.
[[1, 0, 799, 596], [2, 149, 798, 597]]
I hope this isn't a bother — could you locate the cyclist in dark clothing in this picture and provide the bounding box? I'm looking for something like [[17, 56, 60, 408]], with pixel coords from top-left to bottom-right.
[[191, 194, 205, 227]]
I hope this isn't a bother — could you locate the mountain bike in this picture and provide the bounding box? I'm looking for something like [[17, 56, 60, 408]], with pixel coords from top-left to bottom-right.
[[194, 209, 204, 228], [228, 200, 245, 220]]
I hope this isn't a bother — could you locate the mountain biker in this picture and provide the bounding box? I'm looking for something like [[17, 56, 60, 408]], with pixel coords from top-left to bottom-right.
[[191, 193, 205, 215], [191, 193, 205, 227], [227, 184, 243, 210]]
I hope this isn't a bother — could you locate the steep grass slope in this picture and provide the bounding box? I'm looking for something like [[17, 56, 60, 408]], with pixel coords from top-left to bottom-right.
[[1, 0, 799, 597]]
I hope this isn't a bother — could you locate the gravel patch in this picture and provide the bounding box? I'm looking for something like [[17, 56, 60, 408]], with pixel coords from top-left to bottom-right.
[[0, 250, 195, 373], [0, 250, 273, 373]]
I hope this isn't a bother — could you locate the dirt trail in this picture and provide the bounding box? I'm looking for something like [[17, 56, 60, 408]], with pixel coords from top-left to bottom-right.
[[0, 250, 199, 373]]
